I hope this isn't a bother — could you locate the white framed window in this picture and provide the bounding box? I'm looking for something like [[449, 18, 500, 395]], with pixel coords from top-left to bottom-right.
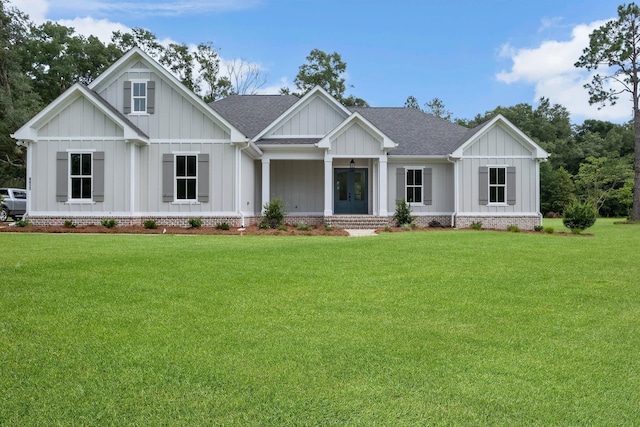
[[406, 168, 423, 204], [69, 152, 93, 200], [489, 166, 507, 204], [175, 155, 197, 200], [132, 81, 147, 113]]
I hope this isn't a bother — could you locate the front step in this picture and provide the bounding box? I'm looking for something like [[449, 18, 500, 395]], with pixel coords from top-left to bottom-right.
[[325, 215, 391, 229]]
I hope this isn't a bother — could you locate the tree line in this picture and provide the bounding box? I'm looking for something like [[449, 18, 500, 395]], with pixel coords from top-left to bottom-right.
[[0, 1, 636, 218]]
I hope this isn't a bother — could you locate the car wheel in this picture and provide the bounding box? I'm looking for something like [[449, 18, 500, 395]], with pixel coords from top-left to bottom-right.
[[0, 208, 7, 222]]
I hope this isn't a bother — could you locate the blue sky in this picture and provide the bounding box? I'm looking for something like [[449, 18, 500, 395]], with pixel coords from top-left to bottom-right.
[[10, 0, 629, 123]]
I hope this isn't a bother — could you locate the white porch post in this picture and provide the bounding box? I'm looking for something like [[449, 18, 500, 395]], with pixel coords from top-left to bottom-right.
[[323, 158, 333, 216], [261, 158, 270, 213], [378, 155, 388, 216]]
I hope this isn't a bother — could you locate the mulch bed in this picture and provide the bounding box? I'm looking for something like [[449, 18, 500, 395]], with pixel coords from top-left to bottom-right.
[[0, 223, 350, 236]]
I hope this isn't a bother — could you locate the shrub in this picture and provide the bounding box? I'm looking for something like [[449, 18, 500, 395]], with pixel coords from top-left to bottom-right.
[[563, 201, 597, 233], [393, 199, 413, 226], [262, 197, 287, 229], [15, 218, 31, 227], [144, 220, 157, 229], [101, 218, 118, 228], [544, 227, 554, 234], [470, 221, 482, 230], [258, 221, 270, 229], [324, 225, 334, 232], [297, 223, 310, 231], [63, 220, 76, 228], [507, 225, 520, 233], [428, 220, 443, 228], [277, 225, 288, 231], [384, 224, 392, 232], [534, 225, 544, 232], [188, 217, 203, 228], [215, 222, 230, 230]]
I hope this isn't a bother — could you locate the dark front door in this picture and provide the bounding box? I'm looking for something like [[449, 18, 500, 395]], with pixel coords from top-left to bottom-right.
[[334, 168, 368, 214]]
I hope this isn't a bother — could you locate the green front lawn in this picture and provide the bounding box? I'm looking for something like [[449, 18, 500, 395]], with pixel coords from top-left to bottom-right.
[[1, 219, 639, 425]]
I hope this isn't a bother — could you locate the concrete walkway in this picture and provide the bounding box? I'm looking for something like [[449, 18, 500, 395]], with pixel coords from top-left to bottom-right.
[[345, 229, 378, 237]]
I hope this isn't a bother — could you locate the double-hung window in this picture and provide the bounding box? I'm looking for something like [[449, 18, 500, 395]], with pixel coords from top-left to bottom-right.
[[489, 166, 506, 204], [132, 82, 147, 113], [406, 168, 423, 204], [70, 153, 92, 200], [176, 155, 197, 200]]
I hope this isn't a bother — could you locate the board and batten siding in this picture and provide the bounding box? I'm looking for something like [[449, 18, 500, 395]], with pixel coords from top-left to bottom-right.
[[270, 160, 324, 214], [463, 125, 532, 157], [240, 151, 257, 216], [96, 71, 231, 140], [387, 162, 455, 213], [30, 139, 131, 213], [137, 142, 237, 213], [457, 157, 536, 213], [330, 123, 383, 156], [37, 96, 124, 138], [270, 96, 346, 136]]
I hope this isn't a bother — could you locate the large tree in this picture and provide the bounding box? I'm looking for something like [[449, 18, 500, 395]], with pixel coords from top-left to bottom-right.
[[575, 2, 640, 220]]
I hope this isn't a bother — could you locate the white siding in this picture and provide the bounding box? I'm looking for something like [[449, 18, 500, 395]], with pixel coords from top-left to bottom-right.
[[270, 96, 346, 136], [463, 125, 533, 157], [271, 160, 324, 213], [30, 139, 130, 213], [330, 123, 383, 156], [387, 161, 454, 213], [241, 151, 256, 216], [137, 142, 237, 213], [38, 97, 123, 138], [97, 72, 231, 140]]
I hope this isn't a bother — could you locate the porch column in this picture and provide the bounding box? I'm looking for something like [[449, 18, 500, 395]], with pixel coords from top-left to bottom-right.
[[261, 158, 270, 213], [323, 158, 333, 216], [378, 156, 388, 216]]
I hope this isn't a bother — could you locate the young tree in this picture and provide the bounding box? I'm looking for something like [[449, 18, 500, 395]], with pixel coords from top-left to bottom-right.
[[404, 95, 422, 110], [575, 3, 640, 220], [424, 97, 452, 121]]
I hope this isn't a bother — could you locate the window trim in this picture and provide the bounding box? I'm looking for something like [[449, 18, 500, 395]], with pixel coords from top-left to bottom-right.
[[68, 151, 94, 202], [487, 165, 508, 206], [130, 79, 148, 115], [173, 152, 199, 204], [405, 167, 425, 206]]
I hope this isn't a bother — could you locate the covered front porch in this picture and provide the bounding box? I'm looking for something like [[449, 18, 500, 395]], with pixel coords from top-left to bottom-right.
[[258, 155, 390, 219]]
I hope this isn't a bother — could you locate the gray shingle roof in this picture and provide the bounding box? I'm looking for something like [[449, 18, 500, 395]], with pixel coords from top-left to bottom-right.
[[210, 94, 299, 138], [350, 107, 475, 156], [88, 89, 148, 138]]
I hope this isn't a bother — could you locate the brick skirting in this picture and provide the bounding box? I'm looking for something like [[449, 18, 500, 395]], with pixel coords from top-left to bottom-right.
[[454, 215, 542, 230]]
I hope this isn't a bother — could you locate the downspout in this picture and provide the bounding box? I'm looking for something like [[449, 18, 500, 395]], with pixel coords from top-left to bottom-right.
[[17, 140, 31, 217], [129, 141, 136, 216], [237, 141, 250, 228], [447, 156, 458, 228]]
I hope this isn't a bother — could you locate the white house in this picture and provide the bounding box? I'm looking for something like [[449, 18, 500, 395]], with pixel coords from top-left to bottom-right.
[[12, 48, 548, 229]]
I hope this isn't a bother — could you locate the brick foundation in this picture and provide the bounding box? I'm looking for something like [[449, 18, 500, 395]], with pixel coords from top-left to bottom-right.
[[454, 215, 542, 231]]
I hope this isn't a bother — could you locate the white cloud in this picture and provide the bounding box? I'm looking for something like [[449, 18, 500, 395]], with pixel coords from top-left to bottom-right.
[[497, 19, 633, 122], [57, 17, 130, 44], [7, 0, 48, 22]]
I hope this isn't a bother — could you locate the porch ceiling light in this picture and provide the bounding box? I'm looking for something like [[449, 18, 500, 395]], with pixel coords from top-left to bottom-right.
[[350, 159, 355, 170]]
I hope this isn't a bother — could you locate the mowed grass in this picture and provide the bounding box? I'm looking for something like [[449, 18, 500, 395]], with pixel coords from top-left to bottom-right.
[[1, 219, 639, 426]]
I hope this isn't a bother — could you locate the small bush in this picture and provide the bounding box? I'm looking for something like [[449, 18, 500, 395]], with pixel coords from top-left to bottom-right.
[[215, 222, 230, 230], [101, 218, 118, 228], [507, 225, 520, 233], [258, 221, 270, 229], [261, 197, 287, 229], [384, 224, 392, 232], [297, 223, 310, 231], [428, 220, 443, 228], [544, 227, 554, 234], [393, 199, 413, 226], [470, 221, 482, 230], [188, 217, 203, 228], [533, 225, 544, 232], [324, 225, 334, 232], [277, 225, 288, 231], [15, 218, 31, 227], [563, 201, 597, 233], [144, 220, 157, 229], [63, 220, 76, 228], [401, 223, 412, 231]]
